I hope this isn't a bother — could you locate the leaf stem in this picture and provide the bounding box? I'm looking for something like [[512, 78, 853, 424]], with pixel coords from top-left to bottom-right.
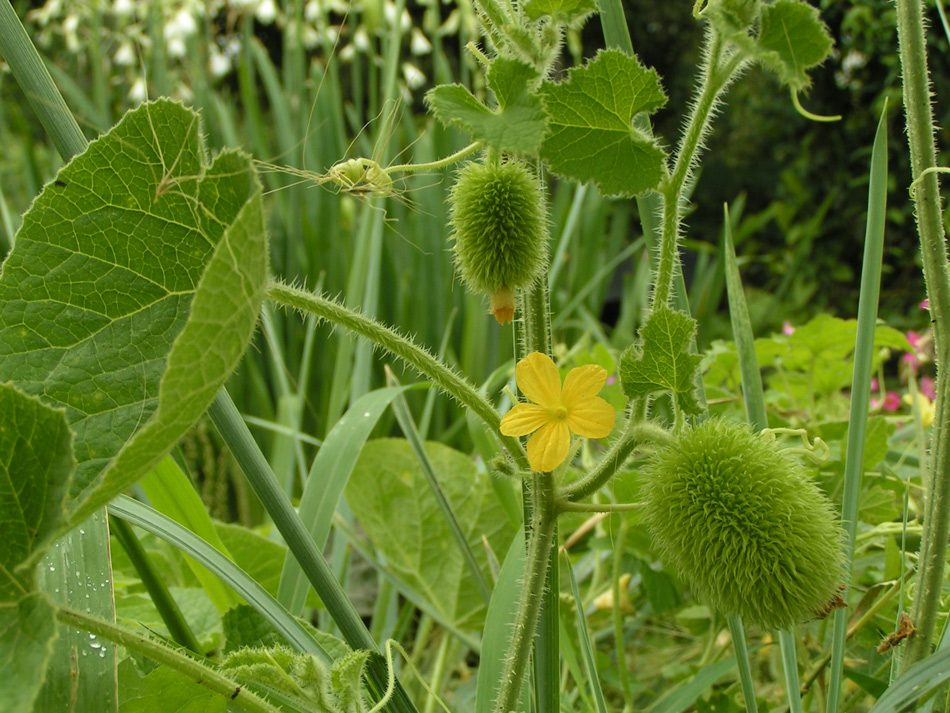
[[561, 416, 673, 502], [893, 0, 950, 670], [387, 142, 481, 174], [266, 282, 528, 468], [55, 606, 281, 713], [652, 28, 742, 310]]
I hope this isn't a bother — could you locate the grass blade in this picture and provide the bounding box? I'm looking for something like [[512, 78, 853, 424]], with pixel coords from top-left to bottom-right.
[[778, 628, 803, 713], [476, 536, 530, 713], [277, 386, 412, 615], [827, 101, 890, 713], [109, 495, 331, 661], [563, 552, 609, 713], [727, 615, 759, 713], [647, 656, 738, 713], [867, 647, 950, 713], [207, 389, 420, 713], [386, 369, 493, 605]]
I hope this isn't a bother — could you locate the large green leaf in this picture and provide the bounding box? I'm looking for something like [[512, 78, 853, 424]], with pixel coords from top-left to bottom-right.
[[0, 593, 59, 713], [0, 385, 74, 600], [539, 49, 667, 196], [0, 99, 267, 531], [345, 439, 515, 630]]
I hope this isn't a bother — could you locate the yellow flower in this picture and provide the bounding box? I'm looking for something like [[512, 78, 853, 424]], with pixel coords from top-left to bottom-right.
[[903, 392, 936, 428], [500, 352, 615, 472]]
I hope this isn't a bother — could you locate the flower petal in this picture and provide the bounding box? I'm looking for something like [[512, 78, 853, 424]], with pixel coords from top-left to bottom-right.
[[526, 421, 570, 472], [562, 363, 608, 402], [500, 403, 549, 437], [567, 396, 615, 439], [516, 352, 562, 407]]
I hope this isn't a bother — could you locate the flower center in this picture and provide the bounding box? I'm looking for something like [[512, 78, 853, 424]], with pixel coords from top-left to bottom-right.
[[551, 405, 569, 421]]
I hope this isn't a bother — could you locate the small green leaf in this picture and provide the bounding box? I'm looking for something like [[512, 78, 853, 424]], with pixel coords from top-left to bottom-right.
[[0, 593, 59, 713], [425, 58, 547, 155], [0, 100, 267, 531], [0, 385, 74, 600], [523, 0, 598, 25], [345, 439, 515, 630], [118, 660, 225, 713], [222, 604, 284, 653], [620, 307, 703, 415], [539, 49, 667, 196], [755, 0, 834, 90]]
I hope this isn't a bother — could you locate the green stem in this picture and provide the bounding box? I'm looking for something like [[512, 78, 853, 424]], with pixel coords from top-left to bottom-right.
[[613, 518, 634, 712], [557, 500, 643, 513], [387, 142, 480, 174], [652, 29, 742, 310], [55, 607, 281, 713], [492, 471, 558, 713], [894, 0, 950, 670], [561, 416, 673, 502], [727, 615, 759, 713], [267, 282, 528, 468], [109, 516, 202, 655], [207, 389, 418, 713]]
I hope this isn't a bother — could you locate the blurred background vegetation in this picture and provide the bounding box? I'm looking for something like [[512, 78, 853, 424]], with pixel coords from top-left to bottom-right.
[[0, 0, 947, 442]]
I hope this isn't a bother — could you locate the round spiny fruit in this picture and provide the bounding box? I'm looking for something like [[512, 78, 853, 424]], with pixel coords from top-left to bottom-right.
[[640, 419, 843, 630], [449, 159, 549, 316]]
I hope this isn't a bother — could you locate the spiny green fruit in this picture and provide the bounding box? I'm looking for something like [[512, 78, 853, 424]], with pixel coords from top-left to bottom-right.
[[640, 419, 843, 629], [449, 159, 549, 323]]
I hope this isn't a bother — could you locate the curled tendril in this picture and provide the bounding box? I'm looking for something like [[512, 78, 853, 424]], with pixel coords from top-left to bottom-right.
[[762, 427, 830, 463]]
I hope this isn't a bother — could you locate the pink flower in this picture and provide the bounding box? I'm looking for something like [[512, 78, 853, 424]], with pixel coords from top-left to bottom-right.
[[606, 375, 617, 386], [921, 376, 936, 401], [782, 321, 795, 335], [920, 299, 930, 310], [903, 352, 920, 371], [907, 330, 924, 351], [870, 377, 880, 392], [871, 392, 901, 411]]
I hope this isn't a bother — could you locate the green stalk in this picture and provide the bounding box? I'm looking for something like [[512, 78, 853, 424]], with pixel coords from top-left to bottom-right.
[[207, 389, 419, 713], [652, 29, 742, 310], [894, 0, 950, 670], [109, 515, 202, 655], [521, 271, 558, 713], [492, 471, 558, 713], [55, 607, 281, 713], [267, 281, 527, 467]]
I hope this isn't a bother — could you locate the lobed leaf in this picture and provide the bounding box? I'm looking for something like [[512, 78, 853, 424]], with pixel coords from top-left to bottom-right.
[[539, 49, 667, 196], [0, 593, 58, 713], [523, 0, 598, 25], [425, 58, 548, 156], [755, 0, 834, 91], [620, 307, 704, 415]]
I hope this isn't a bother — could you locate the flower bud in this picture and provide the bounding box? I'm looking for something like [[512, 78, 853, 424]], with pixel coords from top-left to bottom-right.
[[449, 159, 549, 322], [640, 419, 843, 629]]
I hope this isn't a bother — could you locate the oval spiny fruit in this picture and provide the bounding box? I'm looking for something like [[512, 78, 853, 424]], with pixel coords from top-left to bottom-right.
[[449, 159, 549, 323], [640, 419, 843, 630]]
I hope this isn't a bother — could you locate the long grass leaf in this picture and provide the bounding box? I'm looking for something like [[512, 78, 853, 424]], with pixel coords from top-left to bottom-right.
[[827, 100, 890, 713], [867, 647, 950, 712], [108, 495, 330, 661], [476, 536, 530, 713], [277, 386, 412, 615], [207, 389, 420, 713], [563, 553, 609, 713], [647, 656, 738, 713]]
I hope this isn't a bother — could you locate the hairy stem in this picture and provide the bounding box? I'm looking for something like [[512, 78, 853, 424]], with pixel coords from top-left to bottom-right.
[[55, 607, 281, 713], [493, 471, 558, 713], [267, 282, 527, 468], [561, 416, 673, 502], [652, 29, 742, 310], [387, 142, 481, 174], [893, 0, 950, 670]]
